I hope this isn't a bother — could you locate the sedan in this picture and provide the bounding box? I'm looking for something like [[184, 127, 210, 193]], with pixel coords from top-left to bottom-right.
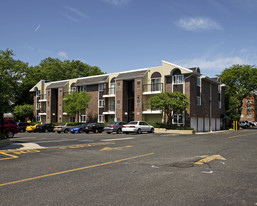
[[54, 123, 76, 133], [122, 121, 154, 134], [104, 122, 127, 134], [35, 124, 54, 133], [26, 124, 39, 133], [70, 123, 89, 133], [84, 123, 104, 133]]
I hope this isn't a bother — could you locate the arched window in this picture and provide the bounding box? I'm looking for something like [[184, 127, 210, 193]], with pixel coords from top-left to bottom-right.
[[151, 72, 162, 92], [110, 78, 116, 95], [171, 68, 184, 85]]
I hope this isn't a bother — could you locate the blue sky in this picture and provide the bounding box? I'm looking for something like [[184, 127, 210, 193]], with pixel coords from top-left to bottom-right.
[[1, 0, 257, 77]]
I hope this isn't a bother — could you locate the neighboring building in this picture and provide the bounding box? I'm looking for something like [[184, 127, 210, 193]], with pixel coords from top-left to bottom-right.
[[240, 96, 257, 121], [30, 60, 226, 132]]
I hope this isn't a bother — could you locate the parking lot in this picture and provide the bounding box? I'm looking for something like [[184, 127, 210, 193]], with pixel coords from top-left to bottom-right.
[[0, 129, 257, 206]]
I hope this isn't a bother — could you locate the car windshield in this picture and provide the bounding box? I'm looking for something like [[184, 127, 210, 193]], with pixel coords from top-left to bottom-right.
[[109, 122, 116, 125], [128, 121, 138, 125], [88, 123, 95, 126], [59, 123, 66, 126]]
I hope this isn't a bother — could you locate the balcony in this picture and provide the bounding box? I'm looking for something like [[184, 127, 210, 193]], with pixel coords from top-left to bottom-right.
[[103, 88, 115, 98], [39, 94, 47, 102], [39, 107, 47, 115], [103, 105, 115, 115], [142, 103, 162, 114], [143, 83, 163, 95]]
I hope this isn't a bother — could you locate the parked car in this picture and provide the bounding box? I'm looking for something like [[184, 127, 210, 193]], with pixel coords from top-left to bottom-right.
[[239, 121, 250, 128], [35, 124, 54, 133], [70, 123, 89, 133], [26, 124, 40, 132], [248, 121, 255, 127], [17, 122, 31, 133], [122, 121, 154, 134], [54, 123, 76, 133], [84, 123, 104, 133], [0, 119, 18, 138], [104, 122, 127, 134]]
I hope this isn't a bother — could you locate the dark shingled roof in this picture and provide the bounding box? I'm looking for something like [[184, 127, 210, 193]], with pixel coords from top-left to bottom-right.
[[116, 70, 147, 80], [46, 81, 68, 89], [74, 75, 108, 86]]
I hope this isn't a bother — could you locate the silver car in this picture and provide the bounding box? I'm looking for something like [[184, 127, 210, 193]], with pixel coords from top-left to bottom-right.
[[54, 123, 76, 133], [104, 122, 127, 134], [122, 121, 154, 134]]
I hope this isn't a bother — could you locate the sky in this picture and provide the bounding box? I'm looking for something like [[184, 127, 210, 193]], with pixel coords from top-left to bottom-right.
[[1, 0, 257, 77]]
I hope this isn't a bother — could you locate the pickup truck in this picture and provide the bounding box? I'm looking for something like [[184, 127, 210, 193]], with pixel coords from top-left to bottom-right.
[[0, 119, 19, 138]]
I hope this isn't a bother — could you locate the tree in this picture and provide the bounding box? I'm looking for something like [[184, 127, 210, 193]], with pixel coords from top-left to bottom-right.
[[219, 64, 257, 122], [63, 92, 91, 122], [13, 105, 34, 122], [0, 49, 28, 133], [150, 92, 190, 124]]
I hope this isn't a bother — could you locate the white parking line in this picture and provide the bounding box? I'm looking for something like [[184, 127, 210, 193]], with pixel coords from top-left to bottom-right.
[[101, 137, 135, 142]]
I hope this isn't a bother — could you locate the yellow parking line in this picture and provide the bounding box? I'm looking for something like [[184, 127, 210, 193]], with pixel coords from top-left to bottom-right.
[[228, 132, 257, 139], [0, 153, 154, 187], [0, 152, 19, 160]]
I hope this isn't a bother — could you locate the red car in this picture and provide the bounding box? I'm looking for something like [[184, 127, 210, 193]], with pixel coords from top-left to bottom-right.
[[0, 119, 19, 138]]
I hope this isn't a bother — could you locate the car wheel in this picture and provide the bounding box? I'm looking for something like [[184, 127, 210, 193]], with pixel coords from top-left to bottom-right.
[[149, 128, 154, 133], [93, 129, 97, 133], [107, 132, 111, 134], [79, 129, 83, 133], [57, 131, 61, 134], [64, 129, 69, 133], [45, 129, 48, 133], [116, 129, 121, 134], [86, 131, 89, 134], [6, 130, 14, 138], [99, 130, 102, 133], [20, 129, 24, 133], [137, 129, 142, 134]]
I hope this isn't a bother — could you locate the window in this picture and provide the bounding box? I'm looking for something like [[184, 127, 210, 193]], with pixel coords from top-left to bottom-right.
[[69, 117, 75, 122], [173, 114, 183, 124], [59, 89, 62, 95], [246, 99, 252, 104], [151, 78, 161, 91], [36, 90, 40, 97], [99, 99, 104, 108], [70, 87, 76, 93], [172, 75, 184, 85], [136, 99, 141, 108], [110, 83, 115, 95], [117, 100, 121, 109], [247, 107, 252, 111], [99, 84, 104, 92], [197, 77, 201, 106], [247, 114, 252, 118], [137, 80, 141, 89], [218, 85, 221, 109], [80, 86, 87, 92], [36, 103, 40, 110], [98, 115, 104, 123], [80, 115, 86, 122]]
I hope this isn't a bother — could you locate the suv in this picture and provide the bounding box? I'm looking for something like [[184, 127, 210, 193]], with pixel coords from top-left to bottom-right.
[[85, 123, 104, 133], [17, 122, 31, 133], [104, 122, 127, 134], [0, 119, 19, 138], [239, 121, 250, 128], [35, 124, 54, 133], [54, 123, 76, 133]]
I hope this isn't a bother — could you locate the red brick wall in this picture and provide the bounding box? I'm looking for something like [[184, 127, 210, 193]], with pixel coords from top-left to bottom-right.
[[86, 85, 98, 122], [134, 78, 143, 121]]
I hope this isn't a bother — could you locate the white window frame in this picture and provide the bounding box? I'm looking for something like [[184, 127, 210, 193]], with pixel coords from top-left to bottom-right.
[[110, 83, 115, 95], [173, 114, 183, 124], [172, 75, 184, 85], [246, 99, 252, 104], [247, 114, 252, 118], [99, 99, 104, 108], [80, 115, 86, 122], [98, 115, 104, 123], [70, 87, 76, 93], [151, 78, 162, 92], [36, 103, 40, 110], [98, 84, 104, 92], [36, 90, 40, 97]]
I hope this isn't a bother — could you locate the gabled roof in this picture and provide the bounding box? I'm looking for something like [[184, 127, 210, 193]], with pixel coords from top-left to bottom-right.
[[116, 70, 147, 80], [46, 81, 68, 89], [74, 75, 108, 86]]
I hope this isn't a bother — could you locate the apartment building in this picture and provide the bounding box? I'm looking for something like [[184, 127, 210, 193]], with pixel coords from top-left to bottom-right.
[[240, 96, 257, 121], [30, 60, 226, 132]]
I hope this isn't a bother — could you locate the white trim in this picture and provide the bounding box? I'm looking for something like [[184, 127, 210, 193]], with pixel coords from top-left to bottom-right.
[[162, 60, 193, 73], [142, 110, 162, 114]]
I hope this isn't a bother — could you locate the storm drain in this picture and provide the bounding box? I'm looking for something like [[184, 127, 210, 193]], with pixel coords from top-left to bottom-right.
[[172, 162, 194, 168]]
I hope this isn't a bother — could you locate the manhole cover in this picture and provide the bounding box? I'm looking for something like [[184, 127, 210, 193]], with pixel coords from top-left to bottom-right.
[[172, 162, 194, 168]]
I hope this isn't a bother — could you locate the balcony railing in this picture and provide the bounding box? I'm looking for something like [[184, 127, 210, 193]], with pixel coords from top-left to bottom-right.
[[40, 107, 46, 113], [143, 103, 161, 112], [104, 104, 115, 112], [38, 94, 47, 100], [143, 83, 163, 93], [103, 88, 115, 96]]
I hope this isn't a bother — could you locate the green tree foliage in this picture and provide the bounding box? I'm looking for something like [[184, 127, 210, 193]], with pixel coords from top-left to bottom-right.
[[0, 49, 28, 117], [13, 104, 34, 122], [63, 92, 91, 121], [150, 92, 190, 124], [219, 64, 257, 122]]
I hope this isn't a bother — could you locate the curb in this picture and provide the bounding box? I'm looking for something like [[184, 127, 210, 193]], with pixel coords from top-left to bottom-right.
[[0, 138, 10, 147], [154, 128, 195, 134]]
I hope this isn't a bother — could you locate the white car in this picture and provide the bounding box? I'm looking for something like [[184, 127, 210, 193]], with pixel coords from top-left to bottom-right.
[[122, 121, 154, 134]]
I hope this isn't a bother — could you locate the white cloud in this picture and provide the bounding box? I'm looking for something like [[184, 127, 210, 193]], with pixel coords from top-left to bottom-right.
[[176, 17, 222, 32], [34, 24, 40, 32], [58, 51, 68, 59], [102, 0, 131, 6], [60, 12, 79, 22], [63, 5, 88, 18]]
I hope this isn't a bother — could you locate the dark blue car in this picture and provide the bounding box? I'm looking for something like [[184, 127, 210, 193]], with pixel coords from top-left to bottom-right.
[[70, 123, 89, 133]]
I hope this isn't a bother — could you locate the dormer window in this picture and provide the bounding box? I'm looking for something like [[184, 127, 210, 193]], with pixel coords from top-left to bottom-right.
[[172, 75, 184, 85]]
